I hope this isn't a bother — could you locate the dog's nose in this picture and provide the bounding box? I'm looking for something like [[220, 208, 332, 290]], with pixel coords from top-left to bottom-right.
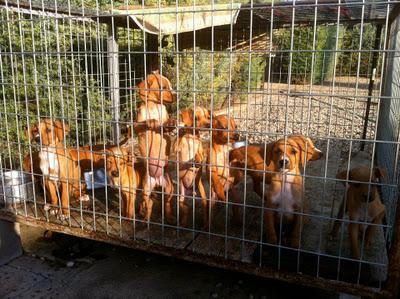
[[111, 170, 119, 177], [34, 136, 40, 143], [279, 158, 290, 169]]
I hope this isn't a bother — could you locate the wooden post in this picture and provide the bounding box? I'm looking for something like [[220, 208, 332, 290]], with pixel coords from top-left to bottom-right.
[[107, 23, 120, 144]]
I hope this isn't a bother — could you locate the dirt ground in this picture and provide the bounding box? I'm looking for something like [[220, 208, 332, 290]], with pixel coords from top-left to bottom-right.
[[0, 224, 341, 299]]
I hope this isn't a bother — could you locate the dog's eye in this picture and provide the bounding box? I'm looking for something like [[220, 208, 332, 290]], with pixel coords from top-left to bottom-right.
[[291, 149, 297, 155], [46, 128, 51, 133]]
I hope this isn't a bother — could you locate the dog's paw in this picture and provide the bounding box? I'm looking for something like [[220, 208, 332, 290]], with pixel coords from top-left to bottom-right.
[[49, 209, 59, 216], [58, 213, 69, 221], [43, 203, 52, 212], [79, 194, 90, 202], [44, 204, 60, 216]]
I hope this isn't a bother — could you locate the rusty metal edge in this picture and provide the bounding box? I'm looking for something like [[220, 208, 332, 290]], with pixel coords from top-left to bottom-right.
[[0, 210, 393, 299]]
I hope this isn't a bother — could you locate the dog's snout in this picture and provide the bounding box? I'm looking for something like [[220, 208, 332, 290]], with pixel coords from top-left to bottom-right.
[[111, 170, 119, 177], [279, 157, 290, 169]]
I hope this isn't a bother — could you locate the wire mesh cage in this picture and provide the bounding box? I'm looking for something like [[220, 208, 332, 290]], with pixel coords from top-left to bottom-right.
[[1, 0, 400, 297]]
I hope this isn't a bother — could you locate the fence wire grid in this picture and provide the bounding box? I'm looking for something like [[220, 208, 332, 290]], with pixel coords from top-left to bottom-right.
[[1, 0, 400, 297]]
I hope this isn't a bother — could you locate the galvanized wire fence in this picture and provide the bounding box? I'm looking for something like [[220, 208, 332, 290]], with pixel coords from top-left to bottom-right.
[[0, 0, 399, 296]]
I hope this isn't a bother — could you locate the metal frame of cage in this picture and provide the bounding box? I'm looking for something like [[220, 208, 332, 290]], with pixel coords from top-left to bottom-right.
[[0, 0, 400, 297]]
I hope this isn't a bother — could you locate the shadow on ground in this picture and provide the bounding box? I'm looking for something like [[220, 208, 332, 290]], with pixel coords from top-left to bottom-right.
[[0, 225, 340, 299]]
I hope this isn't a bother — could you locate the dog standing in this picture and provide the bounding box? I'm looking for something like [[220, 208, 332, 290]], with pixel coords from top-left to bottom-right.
[[330, 165, 386, 259], [106, 146, 144, 219], [26, 119, 89, 219], [174, 107, 211, 227], [134, 72, 176, 223], [264, 135, 322, 248], [205, 114, 240, 227]]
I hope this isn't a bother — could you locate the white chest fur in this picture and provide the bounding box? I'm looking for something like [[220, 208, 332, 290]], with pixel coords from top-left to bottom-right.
[[39, 148, 59, 180], [271, 173, 297, 213]]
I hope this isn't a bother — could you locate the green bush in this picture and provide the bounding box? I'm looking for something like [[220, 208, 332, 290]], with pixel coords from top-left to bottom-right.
[[338, 24, 377, 77], [272, 24, 377, 84], [0, 11, 111, 165]]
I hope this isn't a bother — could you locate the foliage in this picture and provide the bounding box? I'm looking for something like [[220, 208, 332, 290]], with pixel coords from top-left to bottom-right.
[[272, 23, 377, 84], [160, 36, 265, 110], [338, 23, 377, 77], [0, 11, 111, 165]]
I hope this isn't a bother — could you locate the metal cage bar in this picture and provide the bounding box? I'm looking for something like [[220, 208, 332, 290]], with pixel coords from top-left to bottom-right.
[[0, 0, 399, 297]]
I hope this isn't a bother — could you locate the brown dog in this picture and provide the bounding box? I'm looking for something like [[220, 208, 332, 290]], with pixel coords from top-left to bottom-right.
[[174, 107, 212, 227], [25, 119, 89, 219], [205, 114, 240, 227], [106, 146, 144, 219], [134, 72, 176, 223], [264, 135, 322, 247], [229, 144, 274, 198], [330, 166, 386, 259]]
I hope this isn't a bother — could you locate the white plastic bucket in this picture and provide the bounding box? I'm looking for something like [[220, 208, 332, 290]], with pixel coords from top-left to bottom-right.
[[0, 170, 34, 205]]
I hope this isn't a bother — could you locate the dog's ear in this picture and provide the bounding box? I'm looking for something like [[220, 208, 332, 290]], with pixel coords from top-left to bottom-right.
[[336, 169, 352, 184], [212, 118, 219, 129], [25, 123, 37, 142], [290, 135, 322, 167], [137, 77, 148, 101], [374, 167, 387, 179], [53, 120, 69, 142], [229, 147, 246, 165], [23, 154, 32, 172], [156, 74, 175, 104], [25, 126, 31, 141], [264, 141, 275, 169], [180, 108, 194, 127]]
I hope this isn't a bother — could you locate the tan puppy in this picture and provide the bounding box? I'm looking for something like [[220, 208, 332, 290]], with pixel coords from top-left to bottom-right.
[[330, 166, 386, 259], [264, 135, 322, 248], [174, 107, 211, 227], [205, 114, 240, 227], [26, 119, 88, 219], [134, 72, 176, 223], [106, 146, 144, 219]]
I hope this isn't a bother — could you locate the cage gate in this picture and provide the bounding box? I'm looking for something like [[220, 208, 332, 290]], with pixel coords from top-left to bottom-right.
[[1, 0, 400, 297]]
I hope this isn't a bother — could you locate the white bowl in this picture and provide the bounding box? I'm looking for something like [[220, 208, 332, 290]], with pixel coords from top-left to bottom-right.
[[232, 140, 247, 149], [0, 170, 34, 204]]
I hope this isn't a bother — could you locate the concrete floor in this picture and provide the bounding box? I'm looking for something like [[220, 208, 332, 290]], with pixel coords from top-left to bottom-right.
[[0, 224, 341, 299]]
